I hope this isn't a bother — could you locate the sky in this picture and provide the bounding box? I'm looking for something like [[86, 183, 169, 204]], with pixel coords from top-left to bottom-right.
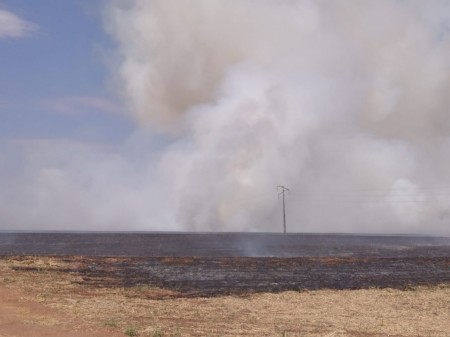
[[0, 1, 449, 234], [0, 1, 132, 144], [0, 1, 145, 231]]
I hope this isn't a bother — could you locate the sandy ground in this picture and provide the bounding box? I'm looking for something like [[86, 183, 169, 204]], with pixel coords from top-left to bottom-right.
[[0, 286, 124, 337], [0, 256, 449, 337]]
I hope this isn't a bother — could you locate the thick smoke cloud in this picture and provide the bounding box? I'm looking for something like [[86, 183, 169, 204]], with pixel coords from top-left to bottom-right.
[[1, 0, 449, 234], [102, 0, 450, 233]]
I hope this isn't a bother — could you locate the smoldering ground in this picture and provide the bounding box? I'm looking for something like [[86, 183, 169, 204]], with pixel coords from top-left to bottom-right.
[[0, 0, 449, 233]]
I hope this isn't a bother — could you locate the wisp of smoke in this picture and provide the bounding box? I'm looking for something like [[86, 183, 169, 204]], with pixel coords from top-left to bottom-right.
[[1, 0, 449, 234]]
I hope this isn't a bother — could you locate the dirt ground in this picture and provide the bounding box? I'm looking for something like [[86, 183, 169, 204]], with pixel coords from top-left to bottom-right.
[[0, 256, 449, 337]]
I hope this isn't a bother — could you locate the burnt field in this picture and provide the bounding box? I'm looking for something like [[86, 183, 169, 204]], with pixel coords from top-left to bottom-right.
[[1, 232, 449, 297]]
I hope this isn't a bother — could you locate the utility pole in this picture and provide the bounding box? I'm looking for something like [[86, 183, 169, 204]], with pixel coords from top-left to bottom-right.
[[277, 185, 289, 233]]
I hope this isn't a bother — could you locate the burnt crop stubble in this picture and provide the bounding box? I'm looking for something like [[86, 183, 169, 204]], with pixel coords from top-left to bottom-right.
[[7, 255, 449, 297]]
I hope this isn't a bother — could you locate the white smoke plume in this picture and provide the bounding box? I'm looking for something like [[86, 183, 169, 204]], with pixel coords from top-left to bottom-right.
[[1, 0, 449, 234], [101, 0, 450, 233]]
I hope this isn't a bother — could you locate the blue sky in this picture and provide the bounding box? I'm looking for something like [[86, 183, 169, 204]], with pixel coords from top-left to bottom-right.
[[0, 1, 133, 145], [0, 1, 179, 231]]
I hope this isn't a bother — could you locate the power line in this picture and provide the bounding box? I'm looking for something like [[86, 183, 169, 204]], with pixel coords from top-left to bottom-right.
[[277, 185, 290, 233]]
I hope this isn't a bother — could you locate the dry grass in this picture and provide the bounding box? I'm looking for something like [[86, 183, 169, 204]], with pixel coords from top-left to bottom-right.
[[0, 256, 449, 337]]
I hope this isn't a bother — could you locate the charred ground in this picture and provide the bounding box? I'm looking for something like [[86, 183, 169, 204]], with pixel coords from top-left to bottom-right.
[[1, 233, 449, 297]]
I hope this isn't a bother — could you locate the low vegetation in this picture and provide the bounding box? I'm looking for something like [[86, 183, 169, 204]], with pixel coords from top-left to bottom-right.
[[124, 325, 139, 337]]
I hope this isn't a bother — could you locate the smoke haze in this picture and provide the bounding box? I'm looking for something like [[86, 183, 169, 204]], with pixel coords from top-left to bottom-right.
[[1, 0, 450, 234]]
